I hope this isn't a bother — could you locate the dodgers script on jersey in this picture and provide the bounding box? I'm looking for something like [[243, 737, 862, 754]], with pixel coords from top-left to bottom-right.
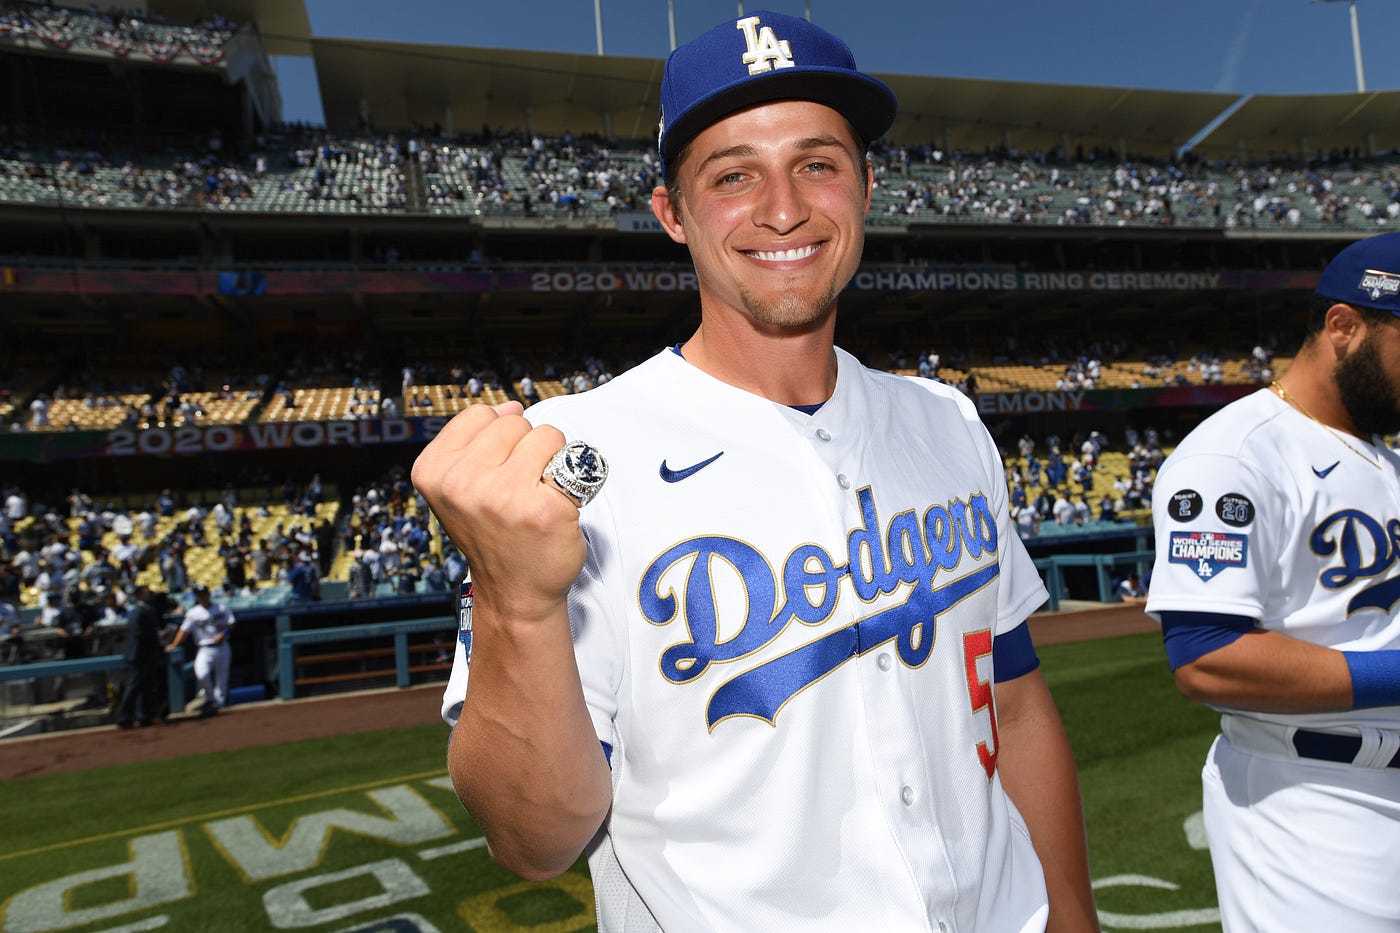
[[1147, 388, 1400, 732], [444, 348, 1051, 933]]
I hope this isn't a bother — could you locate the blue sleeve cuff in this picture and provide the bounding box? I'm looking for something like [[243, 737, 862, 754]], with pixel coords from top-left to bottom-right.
[[992, 622, 1040, 682], [1343, 651, 1400, 709], [1160, 611, 1256, 670]]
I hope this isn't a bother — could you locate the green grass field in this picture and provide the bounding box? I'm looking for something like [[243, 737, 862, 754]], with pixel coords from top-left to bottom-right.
[[0, 631, 1224, 933]]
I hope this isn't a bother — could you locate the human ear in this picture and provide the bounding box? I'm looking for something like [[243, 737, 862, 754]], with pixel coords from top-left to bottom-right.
[[651, 185, 687, 245]]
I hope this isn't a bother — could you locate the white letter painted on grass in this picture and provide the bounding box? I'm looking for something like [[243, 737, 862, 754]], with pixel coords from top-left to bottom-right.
[[1092, 874, 1220, 929], [3, 832, 190, 933], [262, 859, 429, 929], [206, 786, 454, 882]]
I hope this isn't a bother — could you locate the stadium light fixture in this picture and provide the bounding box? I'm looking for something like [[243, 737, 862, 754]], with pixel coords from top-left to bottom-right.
[[1314, 0, 1367, 92]]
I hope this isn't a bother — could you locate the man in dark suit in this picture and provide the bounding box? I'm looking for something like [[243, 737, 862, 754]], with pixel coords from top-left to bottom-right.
[[113, 585, 164, 728]]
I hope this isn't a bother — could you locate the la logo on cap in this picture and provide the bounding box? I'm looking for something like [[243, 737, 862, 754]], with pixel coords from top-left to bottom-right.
[[1359, 269, 1400, 300], [738, 16, 794, 75]]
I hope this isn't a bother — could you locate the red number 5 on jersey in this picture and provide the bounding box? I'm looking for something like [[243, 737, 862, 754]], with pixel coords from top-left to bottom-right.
[[963, 629, 998, 779]]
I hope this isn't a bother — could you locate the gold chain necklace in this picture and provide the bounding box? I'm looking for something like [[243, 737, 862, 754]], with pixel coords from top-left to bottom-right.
[[1271, 381, 1381, 471]]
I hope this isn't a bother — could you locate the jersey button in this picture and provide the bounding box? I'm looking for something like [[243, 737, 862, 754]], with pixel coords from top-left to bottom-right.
[[900, 785, 915, 806], [877, 653, 892, 671], [836, 473, 850, 489], [815, 428, 832, 441]]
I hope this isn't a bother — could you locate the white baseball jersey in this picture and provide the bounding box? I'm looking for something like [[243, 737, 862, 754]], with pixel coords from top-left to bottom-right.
[[444, 347, 1050, 933], [1146, 387, 1400, 932], [1146, 388, 1400, 731], [180, 601, 236, 648]]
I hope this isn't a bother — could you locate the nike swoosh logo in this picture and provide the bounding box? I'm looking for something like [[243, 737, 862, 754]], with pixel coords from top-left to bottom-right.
[[1313, 461, 1341, 478], [660, 452, 724, 483]]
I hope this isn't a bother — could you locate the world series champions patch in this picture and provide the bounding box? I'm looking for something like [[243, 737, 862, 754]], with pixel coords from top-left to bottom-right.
[[1169, 531, 1248, 581]]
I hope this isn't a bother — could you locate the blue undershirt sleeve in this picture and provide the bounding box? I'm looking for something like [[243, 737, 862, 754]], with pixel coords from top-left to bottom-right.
[[992, 622, 1040, 682], [1342, 651, 1400, 709], [1159, 610, 1256, 671]]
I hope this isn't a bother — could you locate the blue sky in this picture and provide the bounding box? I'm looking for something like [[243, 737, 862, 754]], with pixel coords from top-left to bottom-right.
[[273, 0, 1400, 126]]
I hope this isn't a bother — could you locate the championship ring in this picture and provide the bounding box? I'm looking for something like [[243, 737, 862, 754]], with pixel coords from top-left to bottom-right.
[[542, 440, 608, 508]]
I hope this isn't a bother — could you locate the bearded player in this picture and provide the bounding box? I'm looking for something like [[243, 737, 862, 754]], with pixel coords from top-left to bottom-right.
[[1147, 231, 1400, 931]]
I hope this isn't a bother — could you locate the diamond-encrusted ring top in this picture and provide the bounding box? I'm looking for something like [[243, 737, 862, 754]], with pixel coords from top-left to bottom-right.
[[542, 441, 609, 507]]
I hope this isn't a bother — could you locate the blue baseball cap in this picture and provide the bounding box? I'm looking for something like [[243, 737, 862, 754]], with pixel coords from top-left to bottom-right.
[[1315, 231, 1400, 316], [658, 11, 896, 170]]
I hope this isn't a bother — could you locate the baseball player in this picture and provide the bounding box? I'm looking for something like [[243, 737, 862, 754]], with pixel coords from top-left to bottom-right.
[[1146, 231, 1400, 932], [419, 11, 1097, 932], [167, 583, 235, 715]]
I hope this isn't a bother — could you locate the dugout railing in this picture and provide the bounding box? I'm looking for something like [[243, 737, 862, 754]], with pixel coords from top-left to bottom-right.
[[0, 649, 192, 737], [1033, 549, 1154, 611], [0, 552, 1153, 739], [0, 613, 459, 736], [273, 616, 455, 700]]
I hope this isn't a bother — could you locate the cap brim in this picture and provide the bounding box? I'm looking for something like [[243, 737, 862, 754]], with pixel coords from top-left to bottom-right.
[[1316, 290, 1400, 316], [661, 67, 896, 165]]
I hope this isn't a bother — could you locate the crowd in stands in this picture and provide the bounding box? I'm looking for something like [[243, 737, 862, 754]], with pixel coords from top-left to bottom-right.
[[1004, 426, 1167, 541], [3, 352, 408, 432], [0, 2, 237, 64], [287, 136, 407, 209], [882, 333, 1281, 398], [0, 463, 473, 637], [500, 351, 618, 402], [865, 141, 1400, 231], [6, 117, 1400, 231], [2, 0, 1399, 229], [0, 472, 337, 638], [0, 411, 1171, 641], [1, 333, 1284, 435], [336, 468, 458, 600], [0, 136, 260, 209]]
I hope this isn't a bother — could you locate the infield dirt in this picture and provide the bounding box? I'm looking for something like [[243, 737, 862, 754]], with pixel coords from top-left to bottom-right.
[[0, 602, 1156, 782]]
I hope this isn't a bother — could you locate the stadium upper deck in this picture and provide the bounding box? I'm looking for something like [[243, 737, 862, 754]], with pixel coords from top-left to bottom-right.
[[0, 2, 238, 64], [3, 130, 1398, 234]]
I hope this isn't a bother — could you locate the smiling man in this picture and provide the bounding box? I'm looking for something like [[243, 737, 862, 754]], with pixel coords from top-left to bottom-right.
[[414, 11, 1098, 932]]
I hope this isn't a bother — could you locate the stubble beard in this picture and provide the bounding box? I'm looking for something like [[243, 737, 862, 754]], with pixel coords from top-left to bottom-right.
[[735, 274, 842, 329], [1335, 329, 1400, 437]]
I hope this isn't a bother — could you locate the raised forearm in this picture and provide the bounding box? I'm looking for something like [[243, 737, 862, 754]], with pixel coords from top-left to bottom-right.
[[448, 597, 612, 880]]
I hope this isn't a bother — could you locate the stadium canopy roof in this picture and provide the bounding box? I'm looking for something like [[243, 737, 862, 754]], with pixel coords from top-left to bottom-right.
[[311, 39, 667, 142], [148, 0, 313, 56], [308, 36, 1400, 161], [310, 38, 1235, 158], [880, 76, 1234, 159], [1192, 92, 1400, 159]]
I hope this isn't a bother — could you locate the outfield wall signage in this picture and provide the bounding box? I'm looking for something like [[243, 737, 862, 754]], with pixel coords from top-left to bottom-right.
[[615, 212, 665, 233], [0, 385, 1256, 462], [0, 418, 448, 462], [0, 383, 1245, 464], [972, 383, 1254, 417], [0, 266, 1319, 296]]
